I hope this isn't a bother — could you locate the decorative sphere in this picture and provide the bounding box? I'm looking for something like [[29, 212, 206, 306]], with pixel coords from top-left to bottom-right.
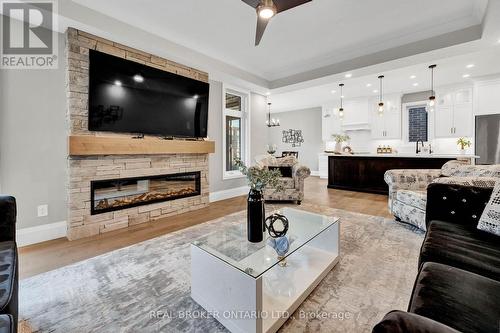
[[265, 213, 289, 238]]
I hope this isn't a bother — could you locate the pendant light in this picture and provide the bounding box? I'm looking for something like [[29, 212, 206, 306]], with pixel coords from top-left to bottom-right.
[[428, 64, 437, 111], [266, 102, 280, 127], [378, 75, 385, 116], [338, 83, 344, 119]]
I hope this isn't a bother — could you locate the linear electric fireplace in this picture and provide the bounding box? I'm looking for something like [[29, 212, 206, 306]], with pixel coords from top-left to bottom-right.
[[90, 171, 201, 215]]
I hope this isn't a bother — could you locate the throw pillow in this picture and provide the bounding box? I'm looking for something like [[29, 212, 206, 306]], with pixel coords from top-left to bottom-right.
[[477, 181, 500, 236]]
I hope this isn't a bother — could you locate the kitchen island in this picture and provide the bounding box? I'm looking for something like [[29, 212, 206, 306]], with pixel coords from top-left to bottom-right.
[[327, 153, 478, 194]]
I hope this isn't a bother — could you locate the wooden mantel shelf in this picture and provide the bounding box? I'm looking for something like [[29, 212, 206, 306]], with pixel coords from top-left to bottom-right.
[[69, 135, 215, 156]]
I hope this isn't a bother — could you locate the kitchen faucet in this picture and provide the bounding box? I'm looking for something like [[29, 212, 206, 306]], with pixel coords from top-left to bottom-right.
[[416, 139, 424, 154]]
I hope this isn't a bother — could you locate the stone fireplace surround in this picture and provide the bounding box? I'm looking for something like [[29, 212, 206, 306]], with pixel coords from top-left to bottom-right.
[[66, 28, 211, 240]]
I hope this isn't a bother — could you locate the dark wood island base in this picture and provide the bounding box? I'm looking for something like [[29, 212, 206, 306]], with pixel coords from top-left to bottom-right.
[[327, 155, 457, 195]]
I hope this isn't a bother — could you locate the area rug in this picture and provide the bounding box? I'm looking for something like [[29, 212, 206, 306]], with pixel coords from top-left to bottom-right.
[[19, 204, 424, 333]]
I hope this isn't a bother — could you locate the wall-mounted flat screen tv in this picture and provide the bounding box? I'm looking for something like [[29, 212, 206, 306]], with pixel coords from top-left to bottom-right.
[[88, 50, 209, 138]]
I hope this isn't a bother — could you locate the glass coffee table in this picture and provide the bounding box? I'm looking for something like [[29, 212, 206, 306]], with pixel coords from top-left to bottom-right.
[[191, 207, 340, 333]]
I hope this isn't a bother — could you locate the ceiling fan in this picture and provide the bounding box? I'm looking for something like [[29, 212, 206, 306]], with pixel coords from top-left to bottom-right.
[[241, 0, 312, 46]]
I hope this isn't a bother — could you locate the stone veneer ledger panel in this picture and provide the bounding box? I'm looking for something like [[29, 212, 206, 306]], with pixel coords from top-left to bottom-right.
[[66, 28, 210, 240]]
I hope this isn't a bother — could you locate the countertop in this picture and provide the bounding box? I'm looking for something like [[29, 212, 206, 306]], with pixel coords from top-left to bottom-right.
[[321, 152, 479, 159]]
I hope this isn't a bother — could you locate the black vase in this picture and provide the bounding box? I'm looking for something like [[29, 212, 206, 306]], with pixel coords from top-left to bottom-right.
[[247, 189, 265, 243]]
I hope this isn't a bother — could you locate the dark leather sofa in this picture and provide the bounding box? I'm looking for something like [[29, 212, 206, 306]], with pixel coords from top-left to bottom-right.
[[0, 196, 18, 333], [373, 183, 500, 333]]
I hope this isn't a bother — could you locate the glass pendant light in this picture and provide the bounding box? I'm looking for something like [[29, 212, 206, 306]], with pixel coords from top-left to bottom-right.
[[338, 83, 344, 119], [378, 75, 385, 116], [428, 64, 437, 111]]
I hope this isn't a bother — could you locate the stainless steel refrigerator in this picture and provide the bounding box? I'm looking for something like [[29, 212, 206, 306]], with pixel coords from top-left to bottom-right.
[[475, 114, 500, 165]]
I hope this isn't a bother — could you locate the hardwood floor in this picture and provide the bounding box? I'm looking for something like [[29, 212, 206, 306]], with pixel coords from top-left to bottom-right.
[[19, 177, 391, 279]]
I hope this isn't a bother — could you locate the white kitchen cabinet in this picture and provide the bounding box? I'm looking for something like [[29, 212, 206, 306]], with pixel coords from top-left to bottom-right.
[[318, 154, 329, 179], [453, 104, 473, 137], [434, 105, 454, 137], [322, 106, 342, 141], [434, 87, 473, 138], [370, 95, 401, 139]]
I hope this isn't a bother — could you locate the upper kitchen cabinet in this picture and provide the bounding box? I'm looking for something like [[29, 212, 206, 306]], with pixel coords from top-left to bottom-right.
[[370, 94, 401, 139], [434, 87, 473, 138], [322, 105, 342, 141]]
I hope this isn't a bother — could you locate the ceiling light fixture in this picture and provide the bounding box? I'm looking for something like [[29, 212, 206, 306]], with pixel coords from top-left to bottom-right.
[[413, 83, 419, 87], [338, 83, 345, 119], [257, 0, 277, 19], [133, 74, 144, 83], [114, 80, 122, 86], [266, 91, 271, 96], [428, 64, 437, 107], [331, 90, 336, 94], [373, 89, 378, 93], [463, 74, 471, 78], [366, 83, 372, 87], [410, 75, 416, 79], [266, 102, 280, 127], [345, 73, 352, 78], [466, 64, 475, 69], [378, 75, 384, 115]]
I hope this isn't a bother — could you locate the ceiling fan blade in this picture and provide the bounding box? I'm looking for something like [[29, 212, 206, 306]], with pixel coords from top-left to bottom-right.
[[241, 0, 260, 9], [255, 16, 269, 46], [274, 0, 311, 13]]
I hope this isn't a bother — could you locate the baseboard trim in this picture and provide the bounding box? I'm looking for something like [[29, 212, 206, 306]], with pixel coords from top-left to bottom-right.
[[209, 186, 249, 202], [311, 170, 320, 176], [17, 221, 67, 247]]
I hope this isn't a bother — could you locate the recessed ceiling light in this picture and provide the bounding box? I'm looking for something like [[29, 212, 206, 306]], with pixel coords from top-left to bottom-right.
[[266, 91, 271, 96], [466, 64, 475, 69], [341, 95, 345, 98], [331, 90, 336, 94], [413, 82, 419, 87], [410, 75, 416, 79], [463, 74, 471, 78], [366, 83, 372, 87], [133, 74, 144, 82], [193, 95, 199, 99], [373, 89, 378, 93], [345, 73, 352, 78], [114, 80, 122, 86]]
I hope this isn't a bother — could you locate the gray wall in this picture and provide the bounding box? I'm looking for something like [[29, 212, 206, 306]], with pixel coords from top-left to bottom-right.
[[0, 32, 67, 229], [268, 108, 323, 171], [207, 81, 268, 193]]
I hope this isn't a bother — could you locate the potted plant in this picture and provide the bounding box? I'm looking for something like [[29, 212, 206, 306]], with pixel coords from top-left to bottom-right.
[[457, 137, 471, 154], [332, 133, 351, 152], [235, 159, 282, 242]]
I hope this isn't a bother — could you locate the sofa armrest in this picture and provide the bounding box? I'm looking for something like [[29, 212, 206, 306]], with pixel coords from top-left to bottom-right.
[[293, 164, 311, 181], [373, 311, 460, 333], [426, 183, 493, 229], [384, 169, 441, 192], [0, 196, 16, 243]]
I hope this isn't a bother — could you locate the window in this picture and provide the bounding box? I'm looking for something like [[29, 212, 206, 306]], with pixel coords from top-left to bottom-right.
[[223, 88, 249, 179], [408, 106, 428, 142]]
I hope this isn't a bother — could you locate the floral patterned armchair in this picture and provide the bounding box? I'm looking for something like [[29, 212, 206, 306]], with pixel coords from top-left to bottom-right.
[[256, 155, 311, 204], [384, 160, 499, 230]]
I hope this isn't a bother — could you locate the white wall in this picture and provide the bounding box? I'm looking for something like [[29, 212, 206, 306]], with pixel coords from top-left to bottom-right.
[[268, 108, 323, 171]]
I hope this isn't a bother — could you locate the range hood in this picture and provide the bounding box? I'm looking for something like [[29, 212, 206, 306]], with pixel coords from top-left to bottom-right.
[[341, 122, 371, 131]]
